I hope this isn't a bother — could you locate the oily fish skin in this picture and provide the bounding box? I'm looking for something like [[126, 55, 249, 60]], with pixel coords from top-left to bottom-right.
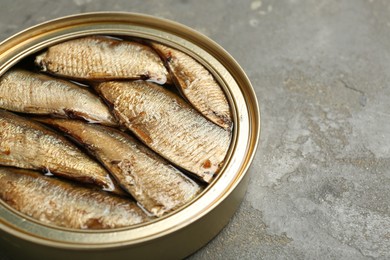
[[0, 110, 120, 193], [151, 43, 232, 130], [96, 81, 231, 183], [0, 167, 149, 229], [40, 118, 202, 217], [0, 69, 116, 126], [35, 36, 169, 84]]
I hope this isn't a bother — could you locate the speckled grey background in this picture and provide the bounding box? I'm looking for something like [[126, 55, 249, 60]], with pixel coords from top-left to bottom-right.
[[1, 0, 389, 259]]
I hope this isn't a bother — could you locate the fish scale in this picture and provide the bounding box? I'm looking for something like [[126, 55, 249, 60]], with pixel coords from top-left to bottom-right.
[[35, 36, 169, 84], [151, 43, 232, 129], [0, 167, 149, 229], [39, 118, 202, 217], [96, 81, 231, 183], [0, 69, 116, 126], [0, 110, 120, 193]]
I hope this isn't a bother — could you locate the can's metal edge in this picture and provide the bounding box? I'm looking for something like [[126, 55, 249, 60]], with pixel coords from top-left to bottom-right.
[[0, 12, 260, 259]]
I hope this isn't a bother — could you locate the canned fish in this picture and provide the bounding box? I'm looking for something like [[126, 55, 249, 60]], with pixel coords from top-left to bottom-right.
[[0, 12, 260, 259]]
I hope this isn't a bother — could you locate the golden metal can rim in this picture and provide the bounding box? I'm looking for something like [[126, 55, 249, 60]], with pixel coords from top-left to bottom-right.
[[0, 12, 260, 258]]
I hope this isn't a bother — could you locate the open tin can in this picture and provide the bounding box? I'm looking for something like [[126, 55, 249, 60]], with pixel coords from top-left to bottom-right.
[[0, 12, 260, 259]]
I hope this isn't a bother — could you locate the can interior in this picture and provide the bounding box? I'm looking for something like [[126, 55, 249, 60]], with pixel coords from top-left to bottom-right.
[[0, 13, 258, 253]]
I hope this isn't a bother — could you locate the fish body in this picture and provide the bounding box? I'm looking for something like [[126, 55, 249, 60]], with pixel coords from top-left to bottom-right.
[[95, 81, 231, 183], [0, 167, 149, 229], [0, 110, 118, 192], [40, 118, 202, 217], [35, 36, 169, 84], [0, 69, 116, 125], [151, 43, 232, 129]]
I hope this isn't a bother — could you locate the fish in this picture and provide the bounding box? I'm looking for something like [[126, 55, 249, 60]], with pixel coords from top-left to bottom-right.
[[151, 42, 232, 129], [0, 69, 116, 126], [39, 118, 202, 217], [0, 110, 121, 193], [0, 167, 150, 229], [35, 36, 169, 84], [95, 81, 231, 183]]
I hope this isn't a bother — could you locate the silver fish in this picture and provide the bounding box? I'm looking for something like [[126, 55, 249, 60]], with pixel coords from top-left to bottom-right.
[[0, 167, 150, 229], [40, 118, 202, 217], [0, 110, 120, 193], [35, 36, 169, 84], [95, 81, 231, 183], [0, 69, 116, 126], [151, 42, 232, 129]]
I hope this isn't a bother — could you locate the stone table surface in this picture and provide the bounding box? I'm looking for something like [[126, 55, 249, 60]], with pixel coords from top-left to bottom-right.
[[1, 0, 389, 259]]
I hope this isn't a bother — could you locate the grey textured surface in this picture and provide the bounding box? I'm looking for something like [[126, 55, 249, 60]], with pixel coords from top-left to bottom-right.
[[1, 0, 390, 259]]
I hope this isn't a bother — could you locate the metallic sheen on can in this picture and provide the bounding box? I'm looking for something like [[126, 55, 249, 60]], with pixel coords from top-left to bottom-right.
[[0, 12, 260, 260]]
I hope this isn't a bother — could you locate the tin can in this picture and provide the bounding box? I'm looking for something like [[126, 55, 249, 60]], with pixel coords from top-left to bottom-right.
[[0, 12, 260, 259]]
